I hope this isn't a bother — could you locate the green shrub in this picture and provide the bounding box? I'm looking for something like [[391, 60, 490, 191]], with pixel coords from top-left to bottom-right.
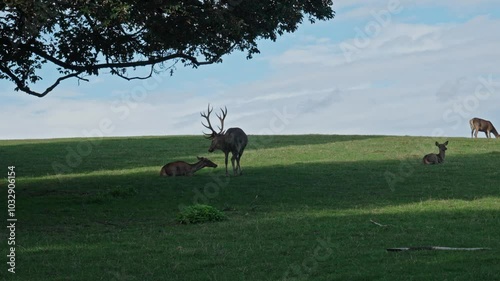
[[176, 204, 227, 224]]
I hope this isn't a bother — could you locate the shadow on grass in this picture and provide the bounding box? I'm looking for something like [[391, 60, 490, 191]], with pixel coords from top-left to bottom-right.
[[19, 151, 500, 213], [0, 136, 215, 178], [12, 145, 500, 280], [248, 134, 383, 150], [0, 135, 384, 178], [17, 204, 500, 281]]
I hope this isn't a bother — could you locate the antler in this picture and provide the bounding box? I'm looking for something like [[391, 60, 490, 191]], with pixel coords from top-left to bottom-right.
[[201, 104, 216, 138], [201, 104, 228, 137], [216, 106, 227, 134]]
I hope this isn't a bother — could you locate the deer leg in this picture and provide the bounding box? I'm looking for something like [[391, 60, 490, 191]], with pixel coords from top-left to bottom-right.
[[224, 152, 229, 176], [236, 154, 242, 175], [234, 154, 243, 175], [485, 131, 489, 138], [231, 154, 236, 176], [237, 149, 244, 175]]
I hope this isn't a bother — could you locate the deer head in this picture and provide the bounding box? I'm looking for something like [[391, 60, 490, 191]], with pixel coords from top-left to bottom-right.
[[436, 141, 448, 152], [197, 156, 218, 168], [200, 104, 227, 152]]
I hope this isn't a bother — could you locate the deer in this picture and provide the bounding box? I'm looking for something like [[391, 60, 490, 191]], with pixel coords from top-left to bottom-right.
[[201, 104, 248, 176], [423, 141, 448, 165], [160, 157, 217, 176], [469, 117, 499, 138]]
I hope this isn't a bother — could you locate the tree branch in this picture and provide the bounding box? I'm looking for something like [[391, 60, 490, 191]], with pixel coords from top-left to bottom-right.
[[0, 64, 86, 97], [1, 0, 335, 97], [111, 65, 155, 81], [28, 45, 207, 72]]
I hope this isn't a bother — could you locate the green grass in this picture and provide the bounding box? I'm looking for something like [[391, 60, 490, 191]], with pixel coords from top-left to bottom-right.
[[1, 135, 499, 281]]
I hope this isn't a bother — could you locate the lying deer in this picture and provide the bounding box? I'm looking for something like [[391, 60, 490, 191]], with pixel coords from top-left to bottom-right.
[[423, 141, 448, 165], [470, 117, 499, 138], [201, 105, 248, 176], [160, 157, 217, 176]]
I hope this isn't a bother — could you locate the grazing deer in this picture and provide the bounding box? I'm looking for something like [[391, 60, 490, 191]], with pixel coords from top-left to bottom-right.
[[423, 141, 448, 165], [160, 157, 217, 176], [201, 105, 248, 176], [469, 118, 499, 138]]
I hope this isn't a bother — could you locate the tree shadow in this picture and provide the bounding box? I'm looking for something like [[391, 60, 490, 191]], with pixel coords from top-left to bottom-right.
[[0, 135, 384, 178], [17, 188, 500, 281], [248, 134, 383, 150], [208, 151, 500, 212], [13, 148, 500, 281], [16, 149, 500, 215]]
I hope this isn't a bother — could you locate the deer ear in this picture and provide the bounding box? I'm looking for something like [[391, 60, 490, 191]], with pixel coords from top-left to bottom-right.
[[444, 141, 449, 145], [435, 141, 439, 146]]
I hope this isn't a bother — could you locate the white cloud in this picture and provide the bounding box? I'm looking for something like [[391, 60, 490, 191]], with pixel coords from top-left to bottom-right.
[[335, 0, 500, 21], [1, 11, 500, 140]]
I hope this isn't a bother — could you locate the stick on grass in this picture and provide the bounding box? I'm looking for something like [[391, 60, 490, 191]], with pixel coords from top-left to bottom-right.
[[387, 246, 491, 252], [370, 219, 388, 227]]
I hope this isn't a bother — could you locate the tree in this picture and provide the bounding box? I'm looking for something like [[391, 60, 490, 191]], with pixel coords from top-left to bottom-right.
[[0, 0, 334, 97]]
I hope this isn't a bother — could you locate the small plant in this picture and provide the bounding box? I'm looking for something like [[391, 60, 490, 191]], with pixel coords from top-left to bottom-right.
[[176, 204, 227, 224]]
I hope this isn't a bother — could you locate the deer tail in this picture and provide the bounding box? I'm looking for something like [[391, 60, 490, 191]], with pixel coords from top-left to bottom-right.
[[469, 118, 474, 130], [160, 166, 167, 176], [422, 156, 431, 165]]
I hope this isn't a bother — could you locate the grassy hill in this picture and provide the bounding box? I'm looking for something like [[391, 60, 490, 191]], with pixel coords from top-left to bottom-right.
[[1, 135, 499, 280]]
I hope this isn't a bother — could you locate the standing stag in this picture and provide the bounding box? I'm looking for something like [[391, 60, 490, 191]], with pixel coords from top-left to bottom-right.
[[160, 157, 217, 176], [470, 118, 499, 138], [201, 105, 248, 176], [423, 141, 448, 165]]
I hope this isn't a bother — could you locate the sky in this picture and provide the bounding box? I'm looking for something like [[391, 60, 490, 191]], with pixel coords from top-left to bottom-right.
[[2, 1, 500, 140]]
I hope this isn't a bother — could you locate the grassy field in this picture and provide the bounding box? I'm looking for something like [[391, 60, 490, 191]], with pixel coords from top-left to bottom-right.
[[1, 135, 499, 281]]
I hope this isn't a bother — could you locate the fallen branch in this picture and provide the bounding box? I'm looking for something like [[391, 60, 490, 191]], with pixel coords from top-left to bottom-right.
[[387, 246, 491, 252]]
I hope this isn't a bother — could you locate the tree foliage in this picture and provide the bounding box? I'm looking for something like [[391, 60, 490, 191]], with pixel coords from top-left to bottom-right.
[[0, 0, 334, 97]]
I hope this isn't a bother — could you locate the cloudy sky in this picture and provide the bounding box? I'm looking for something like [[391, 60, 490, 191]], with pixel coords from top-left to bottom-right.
[[2, 1, 500, 140]]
